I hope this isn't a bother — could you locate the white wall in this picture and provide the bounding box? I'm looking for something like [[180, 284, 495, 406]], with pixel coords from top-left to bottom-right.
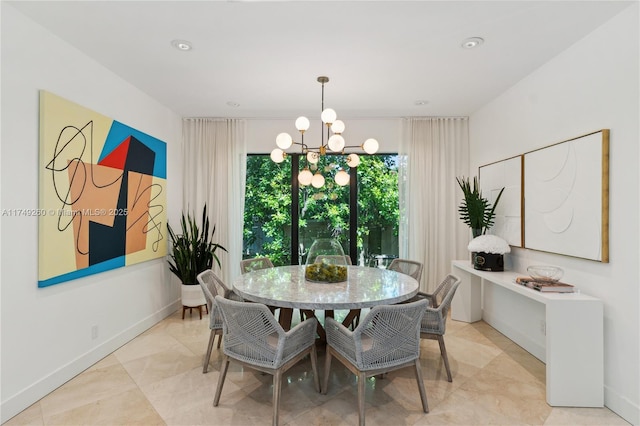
[[0, 5, 183, 422], [469, 4, 639, 424]]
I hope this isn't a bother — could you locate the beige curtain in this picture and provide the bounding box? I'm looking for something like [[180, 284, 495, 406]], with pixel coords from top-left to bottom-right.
[[182, 118, 247, 283], [399, 117, 470, 292]]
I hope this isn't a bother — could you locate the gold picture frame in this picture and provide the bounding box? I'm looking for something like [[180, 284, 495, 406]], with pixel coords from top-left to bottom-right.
[[479, 155, 524, 247], [523, 129, 609, 262]]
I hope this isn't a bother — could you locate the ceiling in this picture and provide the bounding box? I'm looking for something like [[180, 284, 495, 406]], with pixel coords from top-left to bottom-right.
[[7, 1, 633, 119]]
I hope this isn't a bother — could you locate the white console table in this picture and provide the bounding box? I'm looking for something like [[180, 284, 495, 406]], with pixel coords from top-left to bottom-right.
[[451, 260, 603, 407]]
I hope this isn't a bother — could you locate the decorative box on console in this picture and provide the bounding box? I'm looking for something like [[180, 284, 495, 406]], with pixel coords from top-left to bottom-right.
[[472, 251, 504, 271], [467, 235, 510, 272]]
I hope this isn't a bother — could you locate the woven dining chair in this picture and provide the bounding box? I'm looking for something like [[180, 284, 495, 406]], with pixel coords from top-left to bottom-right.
[[323, 298, 430, 425], [387, 258, 424, 282], [197, 269, 242, 373], [213, 296, 320, 426], [240, 256, 274, 273], [198, 269, 243, 302], [414, 274, 461, 382]]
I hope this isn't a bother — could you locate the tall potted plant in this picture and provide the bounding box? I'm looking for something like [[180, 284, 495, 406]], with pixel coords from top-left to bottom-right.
[[168, 205, 227, 311], [456, 176, 507, 271], [456, 176, 504, 238]]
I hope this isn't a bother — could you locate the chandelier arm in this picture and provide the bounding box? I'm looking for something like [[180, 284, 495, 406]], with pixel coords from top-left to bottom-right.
[[300, 132, 308, 153], [323, 125, 330, 150]]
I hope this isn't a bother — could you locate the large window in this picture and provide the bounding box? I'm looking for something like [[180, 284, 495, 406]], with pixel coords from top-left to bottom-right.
[[243, 154, 398, 266], [356, 155, 399, 267]]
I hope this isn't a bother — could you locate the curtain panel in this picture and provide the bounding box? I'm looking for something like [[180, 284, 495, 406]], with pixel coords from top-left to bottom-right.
[[399, 117, 470, 292], [182, 118, 247, 283]]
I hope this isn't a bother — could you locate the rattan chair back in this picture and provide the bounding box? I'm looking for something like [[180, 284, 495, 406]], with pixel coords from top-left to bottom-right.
[[240, 257, 274, 274], [388, 258, 423, 282]]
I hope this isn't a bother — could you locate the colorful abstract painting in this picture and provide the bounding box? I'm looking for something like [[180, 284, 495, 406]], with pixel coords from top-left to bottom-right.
[[38, 91, 167, 287]]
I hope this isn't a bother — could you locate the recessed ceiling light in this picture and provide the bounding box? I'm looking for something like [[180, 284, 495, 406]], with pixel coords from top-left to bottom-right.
[[414, 100, 429, 106], [226, 101, 240, 108], [171, 39, 192, 51], [461, 37, 484, 49]]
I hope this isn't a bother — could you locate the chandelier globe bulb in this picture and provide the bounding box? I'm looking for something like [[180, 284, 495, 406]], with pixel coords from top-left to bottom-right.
[[295, 116, 310, 132], [328, 134, 345, 152], [275, 132, 293, 150], [307, 151, 319, 164], [321, 108, 337, 124], [270, 148, 286, 163], [311, 172, 325, 188], [346, 153, 360, 168], [331, 120, 345, 134], [298, 168, 313, 186], [334, 169, 350, 186], [362, 138, 379, 154]]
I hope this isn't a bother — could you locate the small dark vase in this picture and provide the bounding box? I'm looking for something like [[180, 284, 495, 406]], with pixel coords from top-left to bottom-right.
[[472, 252, 504, 271]]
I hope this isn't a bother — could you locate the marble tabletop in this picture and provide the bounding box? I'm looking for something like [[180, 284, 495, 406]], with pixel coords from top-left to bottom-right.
[[232, 265, 419, 310]]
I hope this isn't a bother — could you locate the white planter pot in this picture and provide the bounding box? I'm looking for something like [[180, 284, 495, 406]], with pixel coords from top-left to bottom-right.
[[181, 284, 206, 307]]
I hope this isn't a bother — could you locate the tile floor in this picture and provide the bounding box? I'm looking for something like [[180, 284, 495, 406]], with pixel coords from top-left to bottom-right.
[[5, 309, 628, 425]]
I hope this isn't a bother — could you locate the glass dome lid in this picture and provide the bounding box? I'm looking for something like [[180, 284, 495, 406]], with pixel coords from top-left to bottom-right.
[[305, 238, 348, 283]]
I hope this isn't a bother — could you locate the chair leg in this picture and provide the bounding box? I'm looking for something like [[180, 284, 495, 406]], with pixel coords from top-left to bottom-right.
[[414, 359, 429, 413], [213, 355, 229, 406], [357, 371, 366, 426], [310, 345, 321, 393], [203, 330, 216, 373], [437, 335, 453, 382], [216, 331, 222, 348], [322, 348, 332, 395], [272, 370, 283, 426]]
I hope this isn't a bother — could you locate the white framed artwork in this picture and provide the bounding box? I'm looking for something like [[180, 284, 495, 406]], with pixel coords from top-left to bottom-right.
[[479, 156, 523, 247], [523, 129, 609, 262]]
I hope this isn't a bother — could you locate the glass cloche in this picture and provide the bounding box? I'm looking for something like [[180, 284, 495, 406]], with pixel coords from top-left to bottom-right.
[[305, 238, 349, 283]]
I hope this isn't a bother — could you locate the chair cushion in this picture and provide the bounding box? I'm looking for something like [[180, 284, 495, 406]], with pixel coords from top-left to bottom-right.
[[361, 334, 373, 352], [267, 332, 279, 349]]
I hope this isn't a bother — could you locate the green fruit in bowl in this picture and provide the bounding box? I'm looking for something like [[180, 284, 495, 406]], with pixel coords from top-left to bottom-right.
[[305, 263, 347, 283]]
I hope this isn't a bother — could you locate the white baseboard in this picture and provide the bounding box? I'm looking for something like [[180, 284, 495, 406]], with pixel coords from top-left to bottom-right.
[[1, 301, 181, 423], [604, 385, 640, 425]]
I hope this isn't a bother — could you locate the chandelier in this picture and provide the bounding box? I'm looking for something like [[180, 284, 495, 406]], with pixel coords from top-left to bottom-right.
[[270, 76, 379, 188]]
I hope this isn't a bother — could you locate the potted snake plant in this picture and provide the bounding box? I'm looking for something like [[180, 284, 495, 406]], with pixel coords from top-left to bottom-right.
[[167, 205, 227, 310]]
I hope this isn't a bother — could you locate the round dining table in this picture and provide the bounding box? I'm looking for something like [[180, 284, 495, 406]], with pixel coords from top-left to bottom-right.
[[232, 265, 419, 340]]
